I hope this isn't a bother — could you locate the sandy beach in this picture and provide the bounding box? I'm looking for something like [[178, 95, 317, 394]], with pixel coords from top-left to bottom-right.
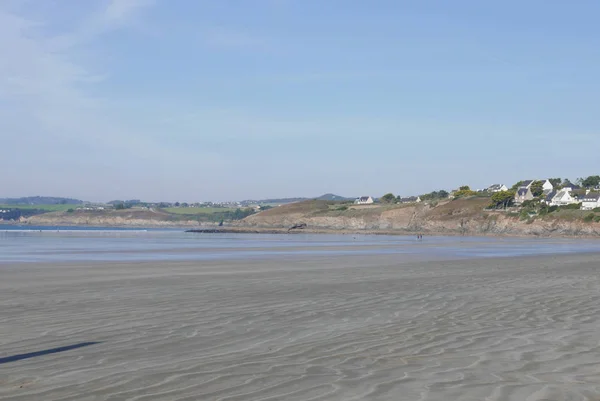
[[2, 252, 600, 400]]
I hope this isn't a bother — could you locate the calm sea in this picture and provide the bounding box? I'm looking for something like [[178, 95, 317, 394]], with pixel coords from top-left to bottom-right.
[[1, 226, 600, 263]]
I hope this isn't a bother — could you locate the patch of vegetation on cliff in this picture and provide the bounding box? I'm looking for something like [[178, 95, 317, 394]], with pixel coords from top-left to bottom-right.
[[253, 200, 332, 217], [163, 207, 237, 215], [162, 207, 256, 222], [487, 191, 516, 209], [512, 202, 593, 223], [452, 186, 478, 198], [317, 204, 414, 218], [425, 198, 490, 221]]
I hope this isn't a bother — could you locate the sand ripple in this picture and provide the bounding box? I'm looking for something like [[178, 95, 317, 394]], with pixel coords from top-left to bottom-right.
[[2, 254, 600, 400]]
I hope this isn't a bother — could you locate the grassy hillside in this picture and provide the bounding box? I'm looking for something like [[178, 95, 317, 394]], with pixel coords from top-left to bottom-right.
[[425, 198, 491, 221], [253, 199, 415, 218], [0, 196, 82, 205], [0, 204, 78, 212], [242, 196, 600, 236], [254, 200, 332, 216], [162, 207, 237, 215]]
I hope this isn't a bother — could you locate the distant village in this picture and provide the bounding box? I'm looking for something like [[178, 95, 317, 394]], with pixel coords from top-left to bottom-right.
[[97, 176, 600, 212], [1, 176, 599, 221], [354, 175, 600, 212]]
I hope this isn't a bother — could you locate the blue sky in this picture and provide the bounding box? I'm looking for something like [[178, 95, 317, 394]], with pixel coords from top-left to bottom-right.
[[1, 0, 599, 202]]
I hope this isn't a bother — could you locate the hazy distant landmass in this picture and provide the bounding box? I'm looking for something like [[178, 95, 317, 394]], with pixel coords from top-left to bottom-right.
[[0, 196, 83, 205], [241, 197, 307, 205], [315, 193, 354, 201], [0, 194, 352, 207], [243, 194, 353, 205]]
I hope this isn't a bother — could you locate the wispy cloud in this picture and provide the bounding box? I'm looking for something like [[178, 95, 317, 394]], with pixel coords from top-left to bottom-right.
[[0, 0, 231, 200], [0, 0, 167, 154]]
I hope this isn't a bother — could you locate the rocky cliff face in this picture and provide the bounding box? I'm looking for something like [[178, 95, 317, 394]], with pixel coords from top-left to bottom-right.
[[17, 199, 600, 237], [240, 199, 600, 237], [22, 209, 203, 228]]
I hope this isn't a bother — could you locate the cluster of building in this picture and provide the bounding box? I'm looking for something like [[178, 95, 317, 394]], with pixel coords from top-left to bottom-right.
[[353, 179, 600, 211], [76, 206, 106, 211], [489, 180, 600, 210], [354, 196, 422, 205]]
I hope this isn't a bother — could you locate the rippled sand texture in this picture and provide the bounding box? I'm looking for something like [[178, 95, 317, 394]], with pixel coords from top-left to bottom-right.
[[2, 253, 600, 400]]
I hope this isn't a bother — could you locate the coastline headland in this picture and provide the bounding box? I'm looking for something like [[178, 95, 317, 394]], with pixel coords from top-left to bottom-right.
[[9, 198, 600, 238]]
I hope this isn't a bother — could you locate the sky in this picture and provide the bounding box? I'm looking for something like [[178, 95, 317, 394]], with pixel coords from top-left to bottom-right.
[[1, 0, 599, 202]]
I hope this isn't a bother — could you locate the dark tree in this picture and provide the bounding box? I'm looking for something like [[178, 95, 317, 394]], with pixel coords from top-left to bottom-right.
[[530, 181, 544, 197], [420, 190, 450, 201], [380, 193, 396, 204], [548, 178, 562, 188], [489, 190, 515, 209], [580, 175, 600, 188]]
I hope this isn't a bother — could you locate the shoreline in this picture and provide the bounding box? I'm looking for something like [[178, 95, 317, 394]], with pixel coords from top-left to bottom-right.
[[187, 226, 600, 239], [3, 221, 599, 239]]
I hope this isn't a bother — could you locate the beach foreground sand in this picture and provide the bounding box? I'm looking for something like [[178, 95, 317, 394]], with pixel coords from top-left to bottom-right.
[[2, 253, 600, 400]]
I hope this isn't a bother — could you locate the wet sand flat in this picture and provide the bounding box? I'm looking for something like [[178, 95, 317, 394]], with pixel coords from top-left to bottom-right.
[[2, 253, 600, 400]]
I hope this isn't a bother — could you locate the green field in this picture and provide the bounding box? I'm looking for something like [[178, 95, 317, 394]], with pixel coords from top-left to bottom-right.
[[162, 207, 238, 215], [0, 204, 79, 212]]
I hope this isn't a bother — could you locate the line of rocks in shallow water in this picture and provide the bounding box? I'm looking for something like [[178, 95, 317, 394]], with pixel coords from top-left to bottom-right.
[[186, 228, 302, 234]]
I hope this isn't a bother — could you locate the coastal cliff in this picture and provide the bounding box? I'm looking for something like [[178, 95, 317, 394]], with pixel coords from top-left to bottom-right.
[[237, 199, 600, 237], [21, 209, 203, 228], [16, 198, 600, 237]]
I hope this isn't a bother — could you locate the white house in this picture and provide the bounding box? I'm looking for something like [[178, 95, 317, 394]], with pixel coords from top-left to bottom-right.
[[517, 179, 553, 191], [398, 196, 421, 203], [549, 188, 578, 207], [487, 184, 508, 193], [355, 196, 374, 205], [541, 179, 554, 192], [580, 193, 600, 210]]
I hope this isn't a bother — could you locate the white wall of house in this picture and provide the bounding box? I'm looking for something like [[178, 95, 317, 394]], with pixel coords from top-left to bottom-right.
[[542, 180, 554, 192], [549, 189, 577, 206], [581, 198, 600, 210]]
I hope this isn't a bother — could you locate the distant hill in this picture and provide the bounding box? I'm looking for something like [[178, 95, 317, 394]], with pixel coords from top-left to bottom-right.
[[242, 197, 307, 205], [314, 193, 354, 201], [0, 196, 83, 205], [242, 194, 351, 205]]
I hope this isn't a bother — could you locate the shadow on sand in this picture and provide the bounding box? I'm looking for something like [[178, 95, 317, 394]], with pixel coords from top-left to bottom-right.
[[0, 342, 100, 365]]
